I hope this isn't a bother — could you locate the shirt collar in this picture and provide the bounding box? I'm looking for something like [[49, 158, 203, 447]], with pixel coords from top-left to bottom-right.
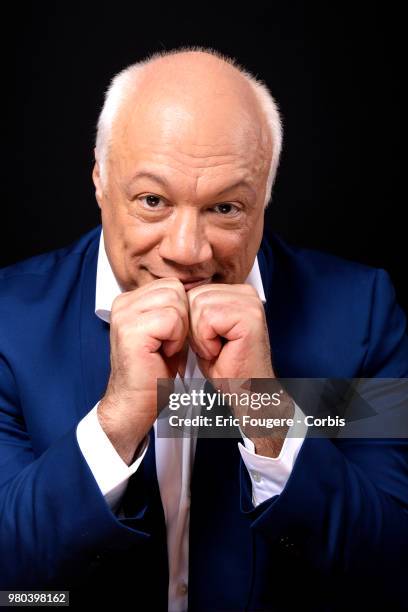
[[95, 228, 266, 323]]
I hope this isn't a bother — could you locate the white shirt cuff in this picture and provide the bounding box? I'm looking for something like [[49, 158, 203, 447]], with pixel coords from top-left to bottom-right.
[[238, 402, 307, 506], [76, 402, 149, 511]]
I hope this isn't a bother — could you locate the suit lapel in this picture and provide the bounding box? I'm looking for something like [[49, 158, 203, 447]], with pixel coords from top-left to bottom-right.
[[78, 227, 111, 413]]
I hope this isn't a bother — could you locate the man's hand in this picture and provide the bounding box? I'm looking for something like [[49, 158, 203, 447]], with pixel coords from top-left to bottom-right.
[[187, 283, 274, 380], [188, 283, 290, 457], [98, 278, 189, 464]]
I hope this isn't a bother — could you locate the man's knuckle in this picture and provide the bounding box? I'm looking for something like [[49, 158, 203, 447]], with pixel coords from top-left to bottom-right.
[[111, 294, 125, 313], [200, 304, 215, 321], [166, 277, 185, 289], [192, 292, 210, 309], [162, 305, 181, 323], [153, 287, 178, 301], [117, 323, 135, 343], [240, 284, 258, 299], [252, 305, 265, 320]]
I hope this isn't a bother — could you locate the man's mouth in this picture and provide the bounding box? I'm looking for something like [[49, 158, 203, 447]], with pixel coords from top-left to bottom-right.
[[149, 272, 213, 291], [179, 277, 213, 291]]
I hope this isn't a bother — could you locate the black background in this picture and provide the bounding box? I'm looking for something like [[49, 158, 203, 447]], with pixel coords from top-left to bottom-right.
[[3, 2, 406, 312]]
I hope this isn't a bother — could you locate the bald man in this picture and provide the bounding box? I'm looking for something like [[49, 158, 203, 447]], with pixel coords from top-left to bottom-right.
[[0, 48, 407, 611]]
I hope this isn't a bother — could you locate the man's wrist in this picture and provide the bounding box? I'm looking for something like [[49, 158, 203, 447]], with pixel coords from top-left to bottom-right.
[[129, 435, 149, 465], [97, 397, 150, 466]]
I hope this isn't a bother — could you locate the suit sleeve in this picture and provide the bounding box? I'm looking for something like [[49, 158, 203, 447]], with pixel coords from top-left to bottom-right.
[[0, 356, 153, 589], [76, 402, 149, 511], [241, 268, 408, 606]]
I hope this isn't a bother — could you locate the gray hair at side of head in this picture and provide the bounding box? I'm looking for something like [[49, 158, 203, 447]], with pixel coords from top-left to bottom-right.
[[94, 46, 283, 209]]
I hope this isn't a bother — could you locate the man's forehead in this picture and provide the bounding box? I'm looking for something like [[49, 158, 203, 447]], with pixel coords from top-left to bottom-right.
[[111, 110, 269, 184], [116, 101, 265, 150], [111, 60, 268, 147], [118, 151, 266, 198], [122, 168, 258, 203], [107, 69, 272, 187]]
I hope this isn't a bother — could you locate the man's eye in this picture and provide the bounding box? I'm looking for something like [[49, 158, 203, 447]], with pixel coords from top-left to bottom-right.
[[140, 195, 164, 208], [213, 203, 240, 215]]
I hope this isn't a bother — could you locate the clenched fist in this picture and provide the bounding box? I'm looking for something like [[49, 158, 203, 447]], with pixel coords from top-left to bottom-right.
[[186, 283, 291, 457], [187, 283, 274, 380], [97, 277, 189, 464]]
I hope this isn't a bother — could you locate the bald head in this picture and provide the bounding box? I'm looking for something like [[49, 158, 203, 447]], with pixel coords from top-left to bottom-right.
[[116, 51, 269, 144], [95, 47, 282, 208], [108, 52, 271, 198]]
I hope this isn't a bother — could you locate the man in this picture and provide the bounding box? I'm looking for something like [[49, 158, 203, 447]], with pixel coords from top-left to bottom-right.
[[0, 47, 407, 610]]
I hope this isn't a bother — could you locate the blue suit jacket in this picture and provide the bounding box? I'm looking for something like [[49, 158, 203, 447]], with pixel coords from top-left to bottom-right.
[[0, 224, 407, 610]]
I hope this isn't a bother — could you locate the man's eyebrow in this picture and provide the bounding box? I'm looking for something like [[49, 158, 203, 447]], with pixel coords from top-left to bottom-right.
[[128, 171, 171, 189], [128, 172, 256, 200], [214, 179, 256, 199]]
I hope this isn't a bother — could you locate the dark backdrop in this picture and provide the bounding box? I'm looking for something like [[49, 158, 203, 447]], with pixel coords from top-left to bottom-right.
[[3, 2, 406, 313]]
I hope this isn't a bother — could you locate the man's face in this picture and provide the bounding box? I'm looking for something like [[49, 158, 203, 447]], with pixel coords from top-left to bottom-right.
[[93, 64, 272, 292]]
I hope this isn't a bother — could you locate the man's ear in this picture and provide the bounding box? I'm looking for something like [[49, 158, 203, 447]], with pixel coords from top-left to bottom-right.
[[92, 150, 104, 209]]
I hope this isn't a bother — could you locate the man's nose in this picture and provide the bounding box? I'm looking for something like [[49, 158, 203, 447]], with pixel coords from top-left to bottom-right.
[[158, 207, 213, 266]]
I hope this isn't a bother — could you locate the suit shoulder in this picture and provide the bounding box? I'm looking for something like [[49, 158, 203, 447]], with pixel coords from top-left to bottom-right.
[[0, 225, 101, 281], [260, 231, 379, 292], [0, 225, 101, 311], [259, 233, 408, 377]]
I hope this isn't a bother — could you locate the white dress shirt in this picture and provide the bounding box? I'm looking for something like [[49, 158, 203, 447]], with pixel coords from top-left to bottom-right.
[[76, 229, 307, 612]]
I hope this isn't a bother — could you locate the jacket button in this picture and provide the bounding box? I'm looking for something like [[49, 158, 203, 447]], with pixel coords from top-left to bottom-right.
[[279, 536, 300, 557]]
